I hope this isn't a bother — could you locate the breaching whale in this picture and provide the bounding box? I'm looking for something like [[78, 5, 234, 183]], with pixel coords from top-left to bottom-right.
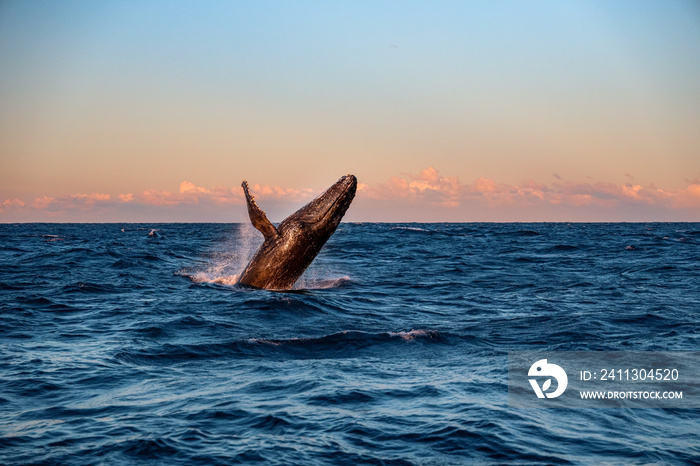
[[238, 174, 357, 290]]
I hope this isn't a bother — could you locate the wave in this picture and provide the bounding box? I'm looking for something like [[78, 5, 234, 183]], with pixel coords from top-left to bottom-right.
[[0, 282, 22, 290], [115, 329, 445, 364], [3, 222, 699, 465], [387, 329, 439, 341], [541, 244, 580, 253], [294, 275, 351, 290], [248, 329, 441, 346], [388, 225, 475, 237], [505, 229, 541, 237], [390, 226, 430, 232], [61, 281, 121, 294]]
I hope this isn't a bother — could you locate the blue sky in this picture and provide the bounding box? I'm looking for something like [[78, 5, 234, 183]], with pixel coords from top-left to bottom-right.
[[1, 0, 699, 221]]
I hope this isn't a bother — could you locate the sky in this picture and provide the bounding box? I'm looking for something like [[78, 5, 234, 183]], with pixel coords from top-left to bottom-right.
[[1, 0, 699, 222]]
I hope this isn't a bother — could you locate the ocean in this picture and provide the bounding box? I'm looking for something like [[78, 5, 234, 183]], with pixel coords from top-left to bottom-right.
[[1, 222, 698, 464]]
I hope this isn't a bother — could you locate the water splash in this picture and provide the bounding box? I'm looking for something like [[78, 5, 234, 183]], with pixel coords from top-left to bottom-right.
[[178, 223, 261, 286], [178, 223, 352, 290], [184, 272, 240, 286], [294, 251, 352, 290]]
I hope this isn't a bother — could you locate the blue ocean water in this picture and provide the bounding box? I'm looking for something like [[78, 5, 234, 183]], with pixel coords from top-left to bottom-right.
[[1, 222, 698, 465]]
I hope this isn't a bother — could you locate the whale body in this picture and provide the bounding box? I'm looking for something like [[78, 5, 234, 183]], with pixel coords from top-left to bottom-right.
[[238, 174, 357, 290]]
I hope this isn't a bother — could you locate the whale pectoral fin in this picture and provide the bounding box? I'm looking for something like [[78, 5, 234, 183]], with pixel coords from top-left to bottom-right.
[[242, 181, 278, 240]]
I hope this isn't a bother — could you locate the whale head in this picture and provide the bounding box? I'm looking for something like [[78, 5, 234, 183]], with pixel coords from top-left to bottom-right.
[[281, 174, 357, 235]]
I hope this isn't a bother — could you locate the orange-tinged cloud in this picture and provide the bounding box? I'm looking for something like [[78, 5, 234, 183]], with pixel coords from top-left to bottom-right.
[[180, 181, 210, 194], [2, 199, 25, 208], [358, 167, 700, 213], [70, 193, 111, 204], [113, 181, 314, 209], [362, 166, 462, 206], [32, 196, 55, 210], [23, 193, 112, 212], [673, 184, 700, 208], [136, 183, 243, 207], [248, 183, 316, 202], [141, 189, 181, 207], [621, 184, 643, 200], [471, 177, 498, 193], [2, 169, 699, 221], [0, 198, 26, 214]]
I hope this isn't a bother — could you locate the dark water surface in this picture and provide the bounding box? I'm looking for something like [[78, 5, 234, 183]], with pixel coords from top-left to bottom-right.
[[1, 223, 698, 464]]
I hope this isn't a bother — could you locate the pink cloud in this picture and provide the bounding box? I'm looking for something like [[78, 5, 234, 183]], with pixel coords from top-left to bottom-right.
[[2, 198, 26, 208], [32, 196, 55, 210], [358, 167, 700, 213], [140, 189, 182, 207], [23, 193, 113, 213], [94, 172, 700, 212], [2, 170, 699, 221], [672, 184, 700, 208], [471, 177, 498, 194], [0, 198, 26, 214], [128, 183, 242, 207], [361, 166, 463, 206], [180, 181, 210, 194], [128, 182, 264, 207], [70, 193, 111, 205], [247, 183, 316, 202]]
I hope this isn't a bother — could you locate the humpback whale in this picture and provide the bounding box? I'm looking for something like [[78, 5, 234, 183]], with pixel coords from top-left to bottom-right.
[[238, 174, 357, 290]]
